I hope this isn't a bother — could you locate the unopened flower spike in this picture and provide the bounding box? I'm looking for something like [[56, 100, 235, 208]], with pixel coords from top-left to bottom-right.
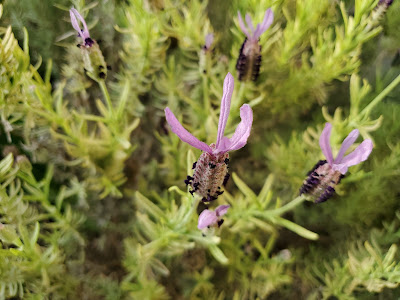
[[300, 123, 373, 203], [236, 9, 274, 82], [203, 33, 214, 51], [165, 72, 253, 202], [198, 205, 230, 229], [69, 8, 108, 80]]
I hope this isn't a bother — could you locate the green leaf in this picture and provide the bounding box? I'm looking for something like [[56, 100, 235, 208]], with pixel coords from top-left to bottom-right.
[[208, 244, 228, 265], [232, 173, 257, 202]]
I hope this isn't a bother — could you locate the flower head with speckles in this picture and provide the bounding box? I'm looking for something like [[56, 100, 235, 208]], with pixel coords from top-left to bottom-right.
[[165, 72, 253, 202], [198, 205, 230, 229], [300, 123, 373, 203], [236, 9, 274, 81]]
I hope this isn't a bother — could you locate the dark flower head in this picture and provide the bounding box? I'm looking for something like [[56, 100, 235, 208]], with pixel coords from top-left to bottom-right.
[[236, 9, 274, 82], [378, 0, 393, 8], [300, 123, 373, 203]]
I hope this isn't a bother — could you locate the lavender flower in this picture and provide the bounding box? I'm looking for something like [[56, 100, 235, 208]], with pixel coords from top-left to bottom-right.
[[198, 205, 230, 229], [70, 8, 94, 48], [236, 9, 274, 81], [203, 33, 214, 51], [300, 123, 373, 203], [164, 72, 253, 202], [69, 8, 107, 80]]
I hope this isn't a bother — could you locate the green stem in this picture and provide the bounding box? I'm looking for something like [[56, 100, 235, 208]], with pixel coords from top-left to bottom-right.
[[262, 195, 306, 217], [98, 80, 114, 117], [182, 195, 201, 226], [359, 73, 400, 119]]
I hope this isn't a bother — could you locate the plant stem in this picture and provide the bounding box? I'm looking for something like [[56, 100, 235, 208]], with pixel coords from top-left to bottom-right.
[[182, 195, 201, 226], [359, 73, 400, 118], [268, 194, 306, 216], [98, 80, 114, 117]]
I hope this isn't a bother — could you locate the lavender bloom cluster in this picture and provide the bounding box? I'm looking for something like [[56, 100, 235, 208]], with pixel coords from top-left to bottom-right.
[[165, 73, 253, 229]]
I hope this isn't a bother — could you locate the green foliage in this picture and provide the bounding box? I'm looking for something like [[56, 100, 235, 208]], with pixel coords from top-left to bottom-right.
[[0, 153, 84, 299], [307, 214, 400, 299]]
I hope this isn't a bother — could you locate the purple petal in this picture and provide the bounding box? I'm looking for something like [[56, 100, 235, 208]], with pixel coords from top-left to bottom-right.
[[216, 104, 253, 153], [70, 8, 90, 40], [334, 129, 359, 164], [198, 209, 218, 229], [237, 11, 250, 37], [215, 73, 234, 150], [333, 140, 373, 174], [205, 33, 214, 49], [215, 205, 230, 217], [165, 108, 212, 153], [70, 9, 82, 35], [245, 13, 255, 34], [254, 8, 274, 39], [319, 123, 334, 165]]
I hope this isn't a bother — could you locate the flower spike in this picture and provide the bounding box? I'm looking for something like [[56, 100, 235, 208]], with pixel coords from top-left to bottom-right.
[[198, 205, 230, 229], [236, 9, 274, 81], [300, 123, 373, 203], [164, 73, 253, 202]]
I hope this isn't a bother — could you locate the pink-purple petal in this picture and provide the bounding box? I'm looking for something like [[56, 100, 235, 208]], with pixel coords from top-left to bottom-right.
[[197, 209, 218, 229], [215, 104, 253, 153], [334, 129, 359, 164], [260, 9, 274, 32], [237, 11, 250, 37], [245, 13, 255, 34], [205, 33, 214, 49], [333, 139, 373, 174], [215, 205, 230, 217], [253, 24, 262, 40], [165, 108, 212, 153], [319, 123, 334, 165], [215, 73, 234, 149], [70, 9, 83, 36], [70, 8, 90, 40]]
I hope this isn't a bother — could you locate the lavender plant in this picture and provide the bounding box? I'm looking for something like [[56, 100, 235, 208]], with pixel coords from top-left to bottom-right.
[[0, 0, 400, 299]]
